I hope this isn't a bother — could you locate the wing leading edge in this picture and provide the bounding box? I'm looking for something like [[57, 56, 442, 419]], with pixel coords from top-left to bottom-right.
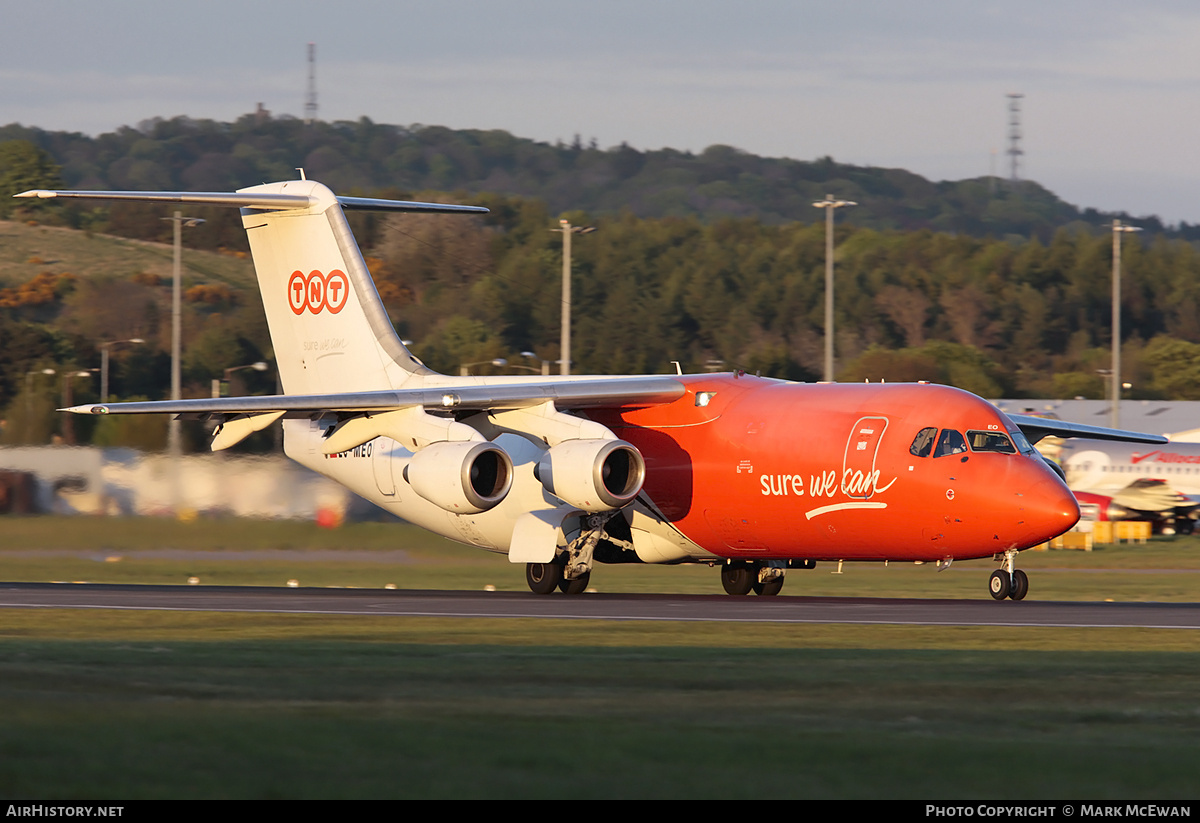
[[14, 188, 488, 215], [61, 376, 687, 417]]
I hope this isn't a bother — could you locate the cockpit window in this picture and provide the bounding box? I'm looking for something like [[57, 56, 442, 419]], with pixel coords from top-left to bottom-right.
[[910, 427, 937, 457], [966, 430, 1017, 454], [1009, 429, 1036, 456], [934, 428, 968, 458]]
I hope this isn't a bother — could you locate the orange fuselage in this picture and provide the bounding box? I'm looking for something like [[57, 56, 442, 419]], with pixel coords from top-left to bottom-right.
[[595, 375, 1079, 563]]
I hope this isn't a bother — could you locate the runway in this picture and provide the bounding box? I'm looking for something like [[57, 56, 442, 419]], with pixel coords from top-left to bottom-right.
[[2, 581, 1199, 629]]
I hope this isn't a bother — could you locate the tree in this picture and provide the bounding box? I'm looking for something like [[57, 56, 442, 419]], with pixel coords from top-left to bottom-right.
[[1143, 337, 1200, 400], [0, 141, 62, 217]]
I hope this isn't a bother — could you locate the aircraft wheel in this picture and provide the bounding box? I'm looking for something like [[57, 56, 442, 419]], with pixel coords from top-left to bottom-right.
[[1010, 569, 1029, 601], [988, 570, 1011, 601], [558, 570, 591, 595], [721, 563, 754, 596], [752, 577, 784, 596], [526, 561, 563, 595]]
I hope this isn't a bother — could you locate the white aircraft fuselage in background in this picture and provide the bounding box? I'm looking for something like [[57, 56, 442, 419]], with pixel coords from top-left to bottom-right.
[[1058, 438, 1200, 531]]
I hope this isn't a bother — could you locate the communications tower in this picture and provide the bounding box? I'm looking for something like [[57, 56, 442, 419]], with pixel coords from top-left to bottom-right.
[[1006, 93, 1024, 182], [304, 43, 318, 125]]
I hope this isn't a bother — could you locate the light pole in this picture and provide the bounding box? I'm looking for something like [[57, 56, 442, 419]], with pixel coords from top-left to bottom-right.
[[552, 219, 595, 376], [212, 361, 269, 398], [161, 212, 204, 517], [518, 351, 551, 376], [1111, 219, 1141, 429], [459, 358, 507, 377], [160, 212, 205, 456], [59, 370, 93, 446], [812, 194, 856, 382], [99, 338, 145, 403]]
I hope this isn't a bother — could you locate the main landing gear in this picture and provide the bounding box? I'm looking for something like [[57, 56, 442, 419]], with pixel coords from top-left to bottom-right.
[[989, 550, 1029, 601], [525, 513, 610, 595], [720, 561, 785, 596], [525, 560, 591, 595]]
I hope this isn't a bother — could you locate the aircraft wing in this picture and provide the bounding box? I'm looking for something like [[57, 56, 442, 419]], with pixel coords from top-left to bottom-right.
[[1111, 479, 1199, 514], [62, 375, 686, 453], [1006, 413, 1167, 446], [62, 376, 686, 417]]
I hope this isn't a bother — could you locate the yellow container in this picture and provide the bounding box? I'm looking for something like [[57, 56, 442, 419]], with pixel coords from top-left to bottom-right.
[[1056, 531, 1093, 551], [1115, 520, 1151, 543]]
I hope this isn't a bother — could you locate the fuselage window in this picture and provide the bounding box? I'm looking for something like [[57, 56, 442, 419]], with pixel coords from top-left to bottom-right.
[[966, 430, 1017, 454], [934, 428, 968, 458], [910, 427, 937, 457]]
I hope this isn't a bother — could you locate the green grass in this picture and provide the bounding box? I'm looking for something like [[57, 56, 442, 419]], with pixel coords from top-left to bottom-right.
[[2, 516, 1198, 600], [1, 516, 1199, 798], [0, 612, 1198, 799], [0, 220, 255, 287]]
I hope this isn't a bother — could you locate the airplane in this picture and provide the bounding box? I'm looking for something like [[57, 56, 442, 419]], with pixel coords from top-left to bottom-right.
[[1056, 438, 1200, 534], [16, 178, 1168, 601]]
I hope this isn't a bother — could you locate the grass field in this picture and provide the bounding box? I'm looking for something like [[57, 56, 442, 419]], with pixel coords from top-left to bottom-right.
[[1, 515, 1197, 600], [0, 220, 255, 288], [1, 516, 1198, 799]]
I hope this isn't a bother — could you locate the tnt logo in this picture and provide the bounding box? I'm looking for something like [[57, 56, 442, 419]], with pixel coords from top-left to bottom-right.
[[288, 270, 350, 315]]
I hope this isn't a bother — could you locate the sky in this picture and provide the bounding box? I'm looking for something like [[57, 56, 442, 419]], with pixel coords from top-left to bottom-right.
[[4, 1, 1200, 223]]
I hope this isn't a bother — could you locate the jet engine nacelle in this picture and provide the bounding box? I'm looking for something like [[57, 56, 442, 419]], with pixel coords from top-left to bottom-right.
[[404, 440, 514, 514], [537, 438, 646, 512]]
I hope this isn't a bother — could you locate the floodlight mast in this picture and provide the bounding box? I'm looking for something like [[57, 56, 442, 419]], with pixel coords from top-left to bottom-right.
[[1111, 219, 1141, 429], [813, 195, 856, 382], [552, 220, 595, 376]]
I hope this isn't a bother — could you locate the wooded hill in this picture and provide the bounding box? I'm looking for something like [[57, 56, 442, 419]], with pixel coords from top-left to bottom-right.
[[1, 113, 1192, 241], [4, 114, 1200, 451]]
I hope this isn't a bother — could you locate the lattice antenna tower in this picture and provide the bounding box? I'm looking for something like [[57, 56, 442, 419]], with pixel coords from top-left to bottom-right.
[[304, 42, 318, 125], [1006, 93, 1024, 182]]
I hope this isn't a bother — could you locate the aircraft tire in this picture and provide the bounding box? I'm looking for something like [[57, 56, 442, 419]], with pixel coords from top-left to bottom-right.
[[988, 570, 1011, 601], [721, 563, 754, 596], [527, 561, 563, 595], [1010, 569, 1029, 601], [752, 578, 784, 596], [558, 571, 591, 595]]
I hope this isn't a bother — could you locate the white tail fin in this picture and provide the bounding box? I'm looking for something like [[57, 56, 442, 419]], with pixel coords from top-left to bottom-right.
[[238, 180, 430, 394], [16, 180, 488, 396]]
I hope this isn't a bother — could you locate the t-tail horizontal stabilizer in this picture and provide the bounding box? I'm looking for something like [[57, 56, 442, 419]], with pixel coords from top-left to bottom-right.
[[14, 188, 489, 215], [18, 179, 488, 397]]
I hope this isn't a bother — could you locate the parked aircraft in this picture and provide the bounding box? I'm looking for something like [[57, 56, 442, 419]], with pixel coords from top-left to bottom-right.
[[1057, 438, 1200, 533], [18, 180, 1166, 600]]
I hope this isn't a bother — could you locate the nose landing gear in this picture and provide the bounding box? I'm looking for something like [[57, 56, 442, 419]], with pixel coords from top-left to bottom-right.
[[989, 550, 1029, 601]]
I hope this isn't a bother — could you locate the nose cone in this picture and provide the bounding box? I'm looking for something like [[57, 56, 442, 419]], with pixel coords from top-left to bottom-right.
[[1021, 466, 1081, 546]]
